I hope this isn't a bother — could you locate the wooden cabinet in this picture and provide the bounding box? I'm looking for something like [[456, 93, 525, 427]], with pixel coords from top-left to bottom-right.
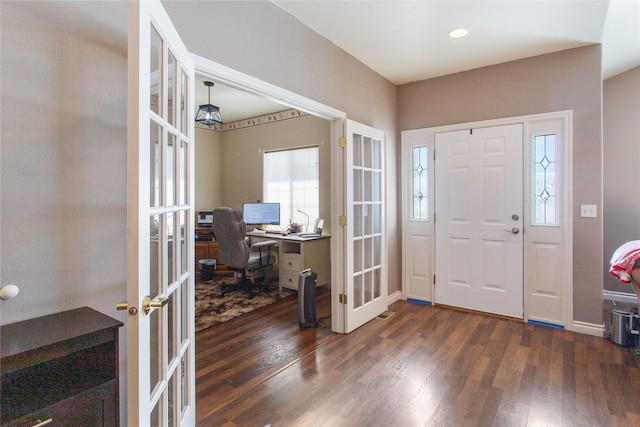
[[1, 307, 122, 427]]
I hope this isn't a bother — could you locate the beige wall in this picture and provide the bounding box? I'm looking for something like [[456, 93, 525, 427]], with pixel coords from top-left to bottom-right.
[[195, 127, 223, 217], [216, 115, 332, 233], [398, 45, 603, 325], [0, 1, 129, 420], [163, 1, 401, 295], [603, 66, 640, 293]]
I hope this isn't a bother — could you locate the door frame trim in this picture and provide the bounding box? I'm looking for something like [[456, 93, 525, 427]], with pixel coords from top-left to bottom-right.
[[401, 111, 574, 330], [191, 53, 350, 333]]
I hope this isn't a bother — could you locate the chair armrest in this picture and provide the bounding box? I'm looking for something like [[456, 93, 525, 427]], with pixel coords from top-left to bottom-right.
[[251, 240, 277, 250]]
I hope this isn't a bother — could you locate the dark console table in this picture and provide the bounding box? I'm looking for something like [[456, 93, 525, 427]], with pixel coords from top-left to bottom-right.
[[1, 307, 123, 426]]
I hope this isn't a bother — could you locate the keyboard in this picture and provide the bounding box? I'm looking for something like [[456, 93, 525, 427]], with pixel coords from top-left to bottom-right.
[[298, 233, 320, 238]]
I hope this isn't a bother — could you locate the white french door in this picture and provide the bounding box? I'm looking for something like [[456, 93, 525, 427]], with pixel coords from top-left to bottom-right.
[[344, 120, 387, 332], [126, 1, 195, 425], [435, 124, 524, 318]]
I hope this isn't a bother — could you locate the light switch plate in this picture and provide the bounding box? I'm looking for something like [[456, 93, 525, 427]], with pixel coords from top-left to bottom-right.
[[580, 204, 597, 218]]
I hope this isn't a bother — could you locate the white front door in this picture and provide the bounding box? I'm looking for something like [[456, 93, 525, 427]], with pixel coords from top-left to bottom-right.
[[344, 120, 387, 332], [435, 124, 524, 318], [126, 1, 196, 425]]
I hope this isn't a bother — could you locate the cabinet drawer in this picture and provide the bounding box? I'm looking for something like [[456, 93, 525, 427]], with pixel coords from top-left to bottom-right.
[[5, 381, 117, 427], [280, 254, 301, 271], [280, 271, 299, 289]]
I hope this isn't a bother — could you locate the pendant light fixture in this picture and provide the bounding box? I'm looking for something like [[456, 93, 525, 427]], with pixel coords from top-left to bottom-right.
[[195, 81, 223, 125]]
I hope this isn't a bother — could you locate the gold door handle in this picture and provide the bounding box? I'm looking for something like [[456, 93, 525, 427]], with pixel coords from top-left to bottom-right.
[[142, 295, 169, 315]]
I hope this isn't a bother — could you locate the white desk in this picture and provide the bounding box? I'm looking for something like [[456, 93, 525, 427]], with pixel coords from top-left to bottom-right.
[[247, 232, 331, 291]]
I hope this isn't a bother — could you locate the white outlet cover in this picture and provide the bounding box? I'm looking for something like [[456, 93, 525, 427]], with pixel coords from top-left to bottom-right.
[[580, 204, 597, 218]]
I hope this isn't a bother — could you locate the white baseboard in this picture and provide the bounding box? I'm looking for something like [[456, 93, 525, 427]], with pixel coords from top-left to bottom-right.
[[572, 320, 605, 337], [603, 290, 638, 305], [387, 290, 403, 305]]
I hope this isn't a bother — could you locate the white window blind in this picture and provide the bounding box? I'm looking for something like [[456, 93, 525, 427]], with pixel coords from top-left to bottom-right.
[[264, 146, 319, 230]]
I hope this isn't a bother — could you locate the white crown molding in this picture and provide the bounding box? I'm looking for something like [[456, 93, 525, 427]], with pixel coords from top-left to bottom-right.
[[195, 109, 309, 133]]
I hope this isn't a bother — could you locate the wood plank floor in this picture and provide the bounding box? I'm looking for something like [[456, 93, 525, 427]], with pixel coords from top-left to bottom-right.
[[196, 297, 640, 426], [195, 287, 335, 421]]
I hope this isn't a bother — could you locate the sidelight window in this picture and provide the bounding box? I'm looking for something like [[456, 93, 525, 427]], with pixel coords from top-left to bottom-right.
[[533, 134, 558, 225], [411, 146, 429, 220]]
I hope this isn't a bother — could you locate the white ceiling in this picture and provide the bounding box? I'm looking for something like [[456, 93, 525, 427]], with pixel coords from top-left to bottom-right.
[[197, 0, 640, 123]]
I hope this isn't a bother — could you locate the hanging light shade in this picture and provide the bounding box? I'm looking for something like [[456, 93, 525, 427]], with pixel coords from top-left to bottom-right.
[[195, 81, 223, 125]]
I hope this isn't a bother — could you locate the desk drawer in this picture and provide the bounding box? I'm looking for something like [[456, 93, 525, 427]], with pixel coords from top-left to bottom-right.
[[280, 254, 301, 271], [280, 272, 299, 289]]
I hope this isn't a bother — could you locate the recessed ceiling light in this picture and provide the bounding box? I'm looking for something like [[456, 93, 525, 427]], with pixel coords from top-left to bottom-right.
[[449, 28, 469, 38]]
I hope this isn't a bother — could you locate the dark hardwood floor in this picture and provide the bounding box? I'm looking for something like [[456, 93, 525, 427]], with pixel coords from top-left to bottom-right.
[[196, 295, 640, 426], [195, 287, 335, 421]]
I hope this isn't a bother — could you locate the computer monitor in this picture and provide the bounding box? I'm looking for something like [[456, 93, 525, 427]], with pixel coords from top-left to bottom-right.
[[242, 202, 281, 225]]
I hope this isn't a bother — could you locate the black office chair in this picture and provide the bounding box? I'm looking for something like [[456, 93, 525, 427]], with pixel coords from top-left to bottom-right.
[[212, 207, 277, 298]]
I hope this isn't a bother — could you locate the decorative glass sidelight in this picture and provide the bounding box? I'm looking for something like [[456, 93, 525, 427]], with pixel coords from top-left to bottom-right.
[[533, 134, 558, 225], [412, 146, 429, 220]]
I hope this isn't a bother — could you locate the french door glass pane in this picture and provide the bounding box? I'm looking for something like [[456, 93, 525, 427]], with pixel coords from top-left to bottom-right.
[[354, 239, 362, 272], [363, 136, 372, 168], [179, 211, 186, 276], [364, 205, 372, 235], [179, 140, 187, 206], [150, 122, 162, 208], [372, 138, 381, 169], [150, 24, 162, 116], [167, 133, 176, 207], [180, 356, 188, 415], [373, 204, 381, 234], [364, 237, 373, 270], [353, 205, 363, 237], [168, 212, 176, 284], [364, 170, 372, 201], [354, 274, 363, 308], [353, 134, 362, 166], [373, 171, 381, 202], [180, 69, 187, 135], [364, 271, 373, 303], [168, 365, 176, 426], [150, 214, 161, 299], [180, 283, 187, 346], [150, 307, 161, 397], [167, 51, 176, 127], [353, 170, 362, 201], [168, 292, 176, 361], [374, 268, 381, 298], [374, 235, 381, 265]]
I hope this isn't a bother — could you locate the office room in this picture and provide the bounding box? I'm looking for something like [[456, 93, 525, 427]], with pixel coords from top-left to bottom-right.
[[1, 1, 639, 426]]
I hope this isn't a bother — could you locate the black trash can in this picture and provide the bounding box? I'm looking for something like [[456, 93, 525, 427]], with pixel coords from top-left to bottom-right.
[[198, 259, 216, 281]]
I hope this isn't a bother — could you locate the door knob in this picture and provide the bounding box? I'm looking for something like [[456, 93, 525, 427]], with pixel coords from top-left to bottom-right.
[[142, 295, 169, 315], [504, 227, 520, 234]]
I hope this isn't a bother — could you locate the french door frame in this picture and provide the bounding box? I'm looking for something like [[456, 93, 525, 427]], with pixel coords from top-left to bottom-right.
[[190, 54, 352, 333], [401, 111, 574, 330]]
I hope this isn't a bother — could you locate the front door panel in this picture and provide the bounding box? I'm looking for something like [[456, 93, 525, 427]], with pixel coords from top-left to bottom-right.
[[435, 124, 523, 318]]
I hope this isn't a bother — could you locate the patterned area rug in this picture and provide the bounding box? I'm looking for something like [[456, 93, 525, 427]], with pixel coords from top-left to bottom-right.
[[195, 276, 295, 332]]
